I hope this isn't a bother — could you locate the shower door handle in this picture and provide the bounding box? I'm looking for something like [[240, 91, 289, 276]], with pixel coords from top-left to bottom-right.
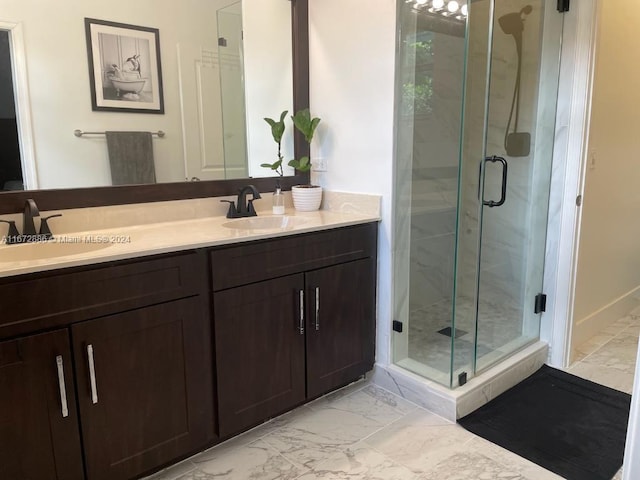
[[480, 156, 508, 207]]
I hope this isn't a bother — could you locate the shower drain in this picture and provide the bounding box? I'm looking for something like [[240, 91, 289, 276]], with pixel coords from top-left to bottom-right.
[[437, 327, 468, 338]]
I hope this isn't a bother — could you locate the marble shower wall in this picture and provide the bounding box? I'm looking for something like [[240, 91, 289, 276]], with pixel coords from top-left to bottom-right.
[[457, 0, 548, 322], [408, 21, 465, 314]]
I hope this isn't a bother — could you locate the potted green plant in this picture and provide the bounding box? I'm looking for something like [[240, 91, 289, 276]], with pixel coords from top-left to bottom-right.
[[261, 110, 288, 177], [261, 110, 288, 214], [288, 108, 322, 211]]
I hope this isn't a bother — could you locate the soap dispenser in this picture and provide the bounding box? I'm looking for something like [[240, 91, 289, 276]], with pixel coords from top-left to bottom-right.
[[272, 180, 285, 215]]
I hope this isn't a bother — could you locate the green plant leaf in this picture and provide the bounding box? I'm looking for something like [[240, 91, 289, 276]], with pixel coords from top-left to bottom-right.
[[308, 117, 321, 143], [292, 108, 321, 144], [288, 156, 311, 172], [264, 110, 288, 143], [261, 159, 283, 171]]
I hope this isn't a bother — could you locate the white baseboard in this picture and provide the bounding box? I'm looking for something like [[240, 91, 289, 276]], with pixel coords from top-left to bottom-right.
[[572, 286, 640, 349]]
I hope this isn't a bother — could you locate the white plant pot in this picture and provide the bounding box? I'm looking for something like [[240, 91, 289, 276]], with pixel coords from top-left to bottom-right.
[[291, 185, 322, 211]]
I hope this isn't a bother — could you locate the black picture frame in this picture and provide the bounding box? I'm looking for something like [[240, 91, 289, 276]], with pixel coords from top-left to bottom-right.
[[84, 18, 165, 114]]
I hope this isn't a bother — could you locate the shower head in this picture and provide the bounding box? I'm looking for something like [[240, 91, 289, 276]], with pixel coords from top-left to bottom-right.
[[498, 5, 533, 37]]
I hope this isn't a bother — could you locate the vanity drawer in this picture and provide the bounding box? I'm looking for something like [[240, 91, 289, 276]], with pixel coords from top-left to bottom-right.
[[0, 251, 205, 339], [210, 222, 377, 291]]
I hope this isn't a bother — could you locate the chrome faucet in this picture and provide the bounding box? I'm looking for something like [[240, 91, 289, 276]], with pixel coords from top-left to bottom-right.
[[220, 185, 262, 218], [23, 199, 40, 236]]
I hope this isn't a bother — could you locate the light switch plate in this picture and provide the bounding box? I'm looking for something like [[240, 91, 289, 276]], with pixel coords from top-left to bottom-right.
[[313, 157, 327, 172]]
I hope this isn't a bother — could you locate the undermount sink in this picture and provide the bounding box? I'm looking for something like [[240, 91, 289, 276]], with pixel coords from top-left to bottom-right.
[[0, 240, 113, 263], [222, 215, 308, 231]]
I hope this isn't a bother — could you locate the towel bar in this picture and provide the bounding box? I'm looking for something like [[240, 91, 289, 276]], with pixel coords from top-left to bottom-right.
[[74, 129, 165, 138]]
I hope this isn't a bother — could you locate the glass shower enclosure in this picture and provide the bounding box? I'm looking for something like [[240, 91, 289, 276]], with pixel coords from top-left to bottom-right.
[[392, 0, 564, 387]]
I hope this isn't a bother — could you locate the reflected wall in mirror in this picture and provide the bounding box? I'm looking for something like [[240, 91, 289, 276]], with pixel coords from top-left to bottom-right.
[[0, 0, 294, 192]]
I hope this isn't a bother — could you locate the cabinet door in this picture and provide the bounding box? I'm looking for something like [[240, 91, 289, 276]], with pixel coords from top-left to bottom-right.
[[0, 329, 84, 480], [305, 259, 376, 398], [72, 297, 214, 480], [214, 274, 306, 437]]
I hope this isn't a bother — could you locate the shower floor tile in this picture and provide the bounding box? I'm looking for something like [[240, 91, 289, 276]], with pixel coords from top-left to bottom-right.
[[406, 293, 523, 375]]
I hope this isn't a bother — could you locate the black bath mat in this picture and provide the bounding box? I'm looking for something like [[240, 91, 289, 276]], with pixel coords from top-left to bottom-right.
[[458, 364, 631, 480]]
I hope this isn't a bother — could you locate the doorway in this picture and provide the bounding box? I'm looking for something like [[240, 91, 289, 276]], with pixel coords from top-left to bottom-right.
[[0, 30, 23, 191]]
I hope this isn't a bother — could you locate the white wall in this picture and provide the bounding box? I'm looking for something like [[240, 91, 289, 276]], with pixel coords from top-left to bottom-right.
[[0, 0, 236, 188], [0, 0, 291, 187], [243, 0, 294, 177], [572, 0, 640, 343], [309, 0, 397, 365]]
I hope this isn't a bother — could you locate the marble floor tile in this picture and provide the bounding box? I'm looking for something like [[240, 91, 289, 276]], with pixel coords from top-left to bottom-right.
[[465, 437, 564, 480], [568, 361, 635, 394], [143, 459, 197, 480], [417, 451, 526, 480], [309, 384, 418, 425], [307, 379, 368, 407], [572, 335, 615, 363], [624, 323, 640, 337], [261, 406, 390, 470], [183, 439, 307, 480], [363, 409, 473, 474], [296, 445, 420, 480], [219, 404, 317, 448], [581, 332, 639, 374]]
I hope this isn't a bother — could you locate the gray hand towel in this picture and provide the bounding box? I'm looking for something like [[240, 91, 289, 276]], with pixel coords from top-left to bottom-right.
[[105, 131, 156, 185]]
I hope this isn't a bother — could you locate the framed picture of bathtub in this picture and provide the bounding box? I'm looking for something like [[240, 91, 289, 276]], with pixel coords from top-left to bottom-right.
[[84, 18, 164, 114]]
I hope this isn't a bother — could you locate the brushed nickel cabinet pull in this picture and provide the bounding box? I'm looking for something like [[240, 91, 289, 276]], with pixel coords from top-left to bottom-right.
[[55, 355, 69, 418], [299, 290, 305, 335], [315, 287, 320, 331], [87, 344, 98, 404]]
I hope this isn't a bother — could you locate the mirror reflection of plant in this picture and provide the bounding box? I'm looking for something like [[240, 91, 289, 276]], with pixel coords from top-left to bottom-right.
[[261, 110, 288, 176], [410, 39, 434, 67], [402, 77, 433, 116], [288, 108, 321, 175]]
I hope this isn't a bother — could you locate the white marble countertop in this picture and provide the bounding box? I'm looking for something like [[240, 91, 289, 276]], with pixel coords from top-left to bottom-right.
[[0, 207, 380, 278]]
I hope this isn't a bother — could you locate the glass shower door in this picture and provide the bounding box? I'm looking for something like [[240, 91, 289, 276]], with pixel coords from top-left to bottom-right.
[[457, 0, 563, 377], [392, 0, 563, 388]]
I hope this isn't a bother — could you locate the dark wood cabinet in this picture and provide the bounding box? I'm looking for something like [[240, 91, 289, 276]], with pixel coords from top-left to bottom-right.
[[0, 222, 377, 480], [0, 252, 214, 480], [72, 297, 214, 480], [305, 259, 376, 398], [0, 329, 84, 480], [212, 224, 378, 437], [214, 274, 306, 437]]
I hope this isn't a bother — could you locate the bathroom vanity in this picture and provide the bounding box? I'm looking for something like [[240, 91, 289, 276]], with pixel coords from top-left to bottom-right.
[[0, 205, 378, 480]]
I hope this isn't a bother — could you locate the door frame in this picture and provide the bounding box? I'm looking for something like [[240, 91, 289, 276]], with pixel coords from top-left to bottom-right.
[[0, 20, 38, 189], [542, 0, 597, 368]]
